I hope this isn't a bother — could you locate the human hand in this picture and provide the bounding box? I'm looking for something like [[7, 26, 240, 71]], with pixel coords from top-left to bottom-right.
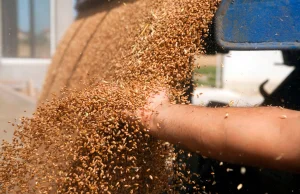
[[137, 89, 170, 134]]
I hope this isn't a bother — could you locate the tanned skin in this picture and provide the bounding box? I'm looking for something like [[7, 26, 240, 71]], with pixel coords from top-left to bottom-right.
[[137, 90, 300, 173]]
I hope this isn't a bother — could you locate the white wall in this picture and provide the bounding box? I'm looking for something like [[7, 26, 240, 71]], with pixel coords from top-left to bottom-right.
[[0, 59, 49, 89], [223, 51, 294, 95], [53, 0, 75, 49]]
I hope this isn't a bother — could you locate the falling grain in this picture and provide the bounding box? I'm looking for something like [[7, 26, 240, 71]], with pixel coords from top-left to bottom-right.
[[237, 183, 243, 190], [0, 0, 220, 193], [280, 115, 287, 119]]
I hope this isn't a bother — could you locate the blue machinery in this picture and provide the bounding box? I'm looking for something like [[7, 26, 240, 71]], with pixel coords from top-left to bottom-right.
[[216, 0, 300, 50]]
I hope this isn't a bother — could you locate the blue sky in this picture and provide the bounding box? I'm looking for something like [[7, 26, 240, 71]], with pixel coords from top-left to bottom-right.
[[17, 0, 50, 33]]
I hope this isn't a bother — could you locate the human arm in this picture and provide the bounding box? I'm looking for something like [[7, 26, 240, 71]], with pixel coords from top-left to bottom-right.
[[139, 90, 300, 173]]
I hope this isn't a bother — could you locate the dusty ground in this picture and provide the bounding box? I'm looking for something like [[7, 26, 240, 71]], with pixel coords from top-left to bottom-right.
[[0, 84, 36, 143]]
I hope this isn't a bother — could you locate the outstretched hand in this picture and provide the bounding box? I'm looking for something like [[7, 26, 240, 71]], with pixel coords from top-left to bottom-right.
[[136, 89, 170, 134]]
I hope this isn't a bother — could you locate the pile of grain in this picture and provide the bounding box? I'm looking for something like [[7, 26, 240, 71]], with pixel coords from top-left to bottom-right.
[[0, 0, 219, 193]]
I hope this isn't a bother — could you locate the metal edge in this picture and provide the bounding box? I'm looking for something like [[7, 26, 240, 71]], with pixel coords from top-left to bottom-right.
[[217, 40, 300, 50]]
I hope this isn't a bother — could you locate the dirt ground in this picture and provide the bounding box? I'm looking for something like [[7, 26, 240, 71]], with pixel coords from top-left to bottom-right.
[[0, 84, 36, 143]]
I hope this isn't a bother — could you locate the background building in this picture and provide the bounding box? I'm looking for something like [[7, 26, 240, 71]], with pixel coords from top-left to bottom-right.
[[0, 0, 75, 97]]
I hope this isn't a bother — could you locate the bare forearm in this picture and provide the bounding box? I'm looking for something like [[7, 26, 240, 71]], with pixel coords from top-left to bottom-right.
[[150, 105, 300, 172]]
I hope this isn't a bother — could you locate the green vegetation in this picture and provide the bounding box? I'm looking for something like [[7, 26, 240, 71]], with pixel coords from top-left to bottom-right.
[[193, 66, 216, 87]]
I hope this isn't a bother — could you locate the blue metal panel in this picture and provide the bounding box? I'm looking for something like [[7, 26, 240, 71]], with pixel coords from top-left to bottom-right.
[[215, 0, 300, 50]]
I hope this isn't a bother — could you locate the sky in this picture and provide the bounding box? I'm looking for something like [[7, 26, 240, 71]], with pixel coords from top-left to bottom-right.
[[17, 0, 50, 33]]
